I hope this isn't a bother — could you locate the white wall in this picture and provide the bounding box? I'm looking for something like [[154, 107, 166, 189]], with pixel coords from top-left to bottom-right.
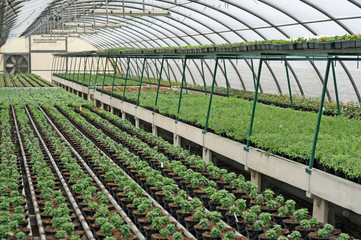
[[0, 36, 98, 80]]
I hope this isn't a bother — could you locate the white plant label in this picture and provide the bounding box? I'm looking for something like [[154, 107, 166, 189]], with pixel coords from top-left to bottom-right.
[[161, 162, 164, 168], [234, 213, 238, 221]]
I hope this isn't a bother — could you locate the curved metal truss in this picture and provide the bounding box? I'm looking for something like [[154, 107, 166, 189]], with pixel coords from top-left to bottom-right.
[[3, 0, 361, 102]]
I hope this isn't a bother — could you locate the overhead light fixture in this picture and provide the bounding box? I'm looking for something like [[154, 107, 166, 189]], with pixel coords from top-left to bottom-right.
[[42, 34, 80, 38], [63, 23, 122, 28], [91, 9, 170, 16], [51, 30, 97, 34], [33, 39, 61, 43]]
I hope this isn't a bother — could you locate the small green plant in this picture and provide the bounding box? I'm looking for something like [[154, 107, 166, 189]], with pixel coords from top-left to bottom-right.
[[210, 227, 221, 237], [300, 219, 311, 229], [120, 224, 131, 238], [293, 208, 308, 222], [317, 229, 328, 238], [266, 200, 277, 210], [172, 232, 184, 240], [285, 200, 296, 212], [253, 220, 265, 231], [289, 231, 302, 240], [224, 231, 236, 239], [265, 229, 278, 239], [243, 210, 257, 223], [264, 189, 274, 201], [101, 222, 115, 237], [273, 224, 282, 234], [336, 233, 350, 240], [199, 218, 210, 228], [16, 232, 26, 240], [259, 212, 272, 226], [160, 228, 170, 237], [209, 211, 222, 224], [277, 236, 288, 240], [323, 224, 334, 234], [278, 206, 289, 217]]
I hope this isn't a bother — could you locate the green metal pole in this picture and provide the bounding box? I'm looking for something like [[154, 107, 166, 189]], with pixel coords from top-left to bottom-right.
[[101, 57, 108, 95], [146, 60, 151, 84], [332, 60, 341, 115], [176, 58, 187, 122], [223, 59, 230, 97], [122, 58, 131, 102], [88, 56, 94, 87], [111, 58, 118, 98], [251, 59, 257, 90], [76, 56, 82, 83], [183, 59, 188, 94], [72, 57, 78, 81], [135, 58, 141, 83], [285, 61, 294, 109], [167, 60, 171, 88], [68, 57, 73, 80], [244, 59, 263, 152], [306, 59, 332, 174], [93, 57, 101, 88], [82, 57, 88, 85], [154, 58, 165, 112], [201, 59, 207, 95], [136, 58, 147, 107], [203, 57, 219, 134], [66, 55, 69, 74]]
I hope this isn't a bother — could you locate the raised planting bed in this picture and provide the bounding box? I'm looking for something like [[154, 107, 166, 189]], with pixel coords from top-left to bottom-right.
[[98, 87, 361, 183], [54, 73, 144, 87]]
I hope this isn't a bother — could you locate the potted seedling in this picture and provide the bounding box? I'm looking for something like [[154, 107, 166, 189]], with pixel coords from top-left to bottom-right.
[[226, 199, 246, 227], [237, 209, 257, 235], [195, 218, 211, 239], [308, 224, 335, 240], [246, 220, 265, 240], [295, 218, 320, 238], [283, 208, 309, 231], [203, 227, 222, 240]]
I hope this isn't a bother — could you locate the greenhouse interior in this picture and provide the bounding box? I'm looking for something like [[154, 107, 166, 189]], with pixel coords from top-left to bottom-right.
[[1, 0, 361, 239]]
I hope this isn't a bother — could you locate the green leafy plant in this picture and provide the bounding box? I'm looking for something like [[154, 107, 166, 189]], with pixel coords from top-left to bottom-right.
[[210, 227, 221, 237], [293, 208, 308, 222], [265, 229, 278, 239], [336, 233, 350, 240], [199, 218, 210, 228], [289, 230, 302, 240], [172, 232, 184, 240], [101, 222, 115, 237]]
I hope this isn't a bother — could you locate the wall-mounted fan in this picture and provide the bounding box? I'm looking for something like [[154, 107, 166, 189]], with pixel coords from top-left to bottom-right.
[[4, 54, 29, 74]]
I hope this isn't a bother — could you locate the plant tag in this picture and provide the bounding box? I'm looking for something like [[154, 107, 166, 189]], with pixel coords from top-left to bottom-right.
[[161, 162, 164, 168], [234, 213, 238, 222]]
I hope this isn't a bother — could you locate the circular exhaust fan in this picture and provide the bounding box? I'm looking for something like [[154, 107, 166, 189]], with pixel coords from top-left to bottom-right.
[[5, 55, 29, 74]]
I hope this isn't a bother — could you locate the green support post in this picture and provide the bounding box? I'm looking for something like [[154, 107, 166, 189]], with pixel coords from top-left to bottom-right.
[[136, 58, 147, 107], [111, 58, 119, 98], [82, 57, 88, 85], [251, 59, 257, 90], [135, 58, 141, 82], [88, 56, 94, 87], [183, 59, 188, 94], [101, 57, 108, 95], [68, 57, 73, 80], [176, 58, 187, 122], [146, 60, 151, 84], [201, 59, 207, 95], [167, 60, 171, 88], [76, 56, 82, 83], [122, 58, 131, 102], [153, 58, 165, 113], [72, 57, 78, 81], [66, 55, 69, 74], [332, 60, 341, 115], [93, 57, 101, 88], [223, 59, 230, 97], [285, 61, 294, 109], [244, 60, 263, 152], [203, 57, 219, 134], [306, 59, 332, 174]]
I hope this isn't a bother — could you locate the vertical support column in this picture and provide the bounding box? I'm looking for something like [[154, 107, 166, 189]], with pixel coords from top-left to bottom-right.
[[202, 147, 213, 163], [244, 59, 263, 151], [110, 107, 114, 114], [152, 125, 158, 136], [285, 60, 294, 109], [250, 169, 262, 190], [100, 102, 104, 110], [312, 195, 330, 224], [306, 59, 331, 174], [122, 111, 126, 120], [176, 57, 187, 122], [173, 134, 181, 146], [331, 60, 341, 115], [135, 117, 140, 128]]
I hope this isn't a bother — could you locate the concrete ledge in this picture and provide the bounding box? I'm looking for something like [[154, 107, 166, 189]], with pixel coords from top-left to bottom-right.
[[54, 76, 361, 216]]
